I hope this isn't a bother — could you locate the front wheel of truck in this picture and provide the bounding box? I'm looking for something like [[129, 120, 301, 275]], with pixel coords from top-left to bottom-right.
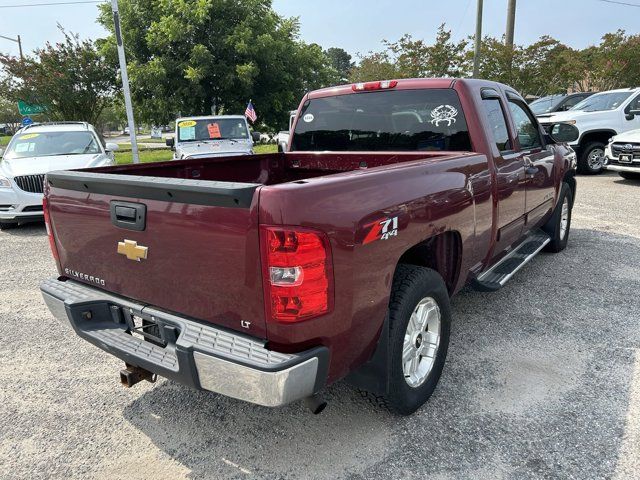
[[543, 182, 573, 253], [381, 265, 451, 415]]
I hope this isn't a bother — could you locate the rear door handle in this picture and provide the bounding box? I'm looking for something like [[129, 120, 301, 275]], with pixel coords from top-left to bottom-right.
[[110, 201, 146, 231]]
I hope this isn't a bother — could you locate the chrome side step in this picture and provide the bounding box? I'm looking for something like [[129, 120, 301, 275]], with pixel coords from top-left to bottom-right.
[[473, 230, 551, 292]]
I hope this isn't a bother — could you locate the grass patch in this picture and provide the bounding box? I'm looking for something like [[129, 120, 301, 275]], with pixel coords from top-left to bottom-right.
[[0, 136, 12, 147], [254, 144, 277, 154], [115, 149, 173, 165], [116, 143, 167, 151], [116, 143, 277, 164]]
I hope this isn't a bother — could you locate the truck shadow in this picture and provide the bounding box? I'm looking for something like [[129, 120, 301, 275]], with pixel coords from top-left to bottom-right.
[[122, 380, 395, 479], [120, 227, 640, 479], [0, 222, 46, 236]]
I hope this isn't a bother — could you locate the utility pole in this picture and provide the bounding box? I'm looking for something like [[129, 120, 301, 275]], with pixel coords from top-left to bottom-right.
[[110, 0, 139, 163], [505, 0, 517, 49], [472, 0, 483, 78], [0, 34, 23, 60]]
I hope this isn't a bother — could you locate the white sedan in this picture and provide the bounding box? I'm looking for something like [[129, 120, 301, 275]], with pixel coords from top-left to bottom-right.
[[0, 122, 118, 229]]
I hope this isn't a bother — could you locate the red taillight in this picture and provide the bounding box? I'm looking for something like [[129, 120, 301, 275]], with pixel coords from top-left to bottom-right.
[[43, 197, 59, 261], [260, 226, 334, 323], [352, 80, 398, 92]]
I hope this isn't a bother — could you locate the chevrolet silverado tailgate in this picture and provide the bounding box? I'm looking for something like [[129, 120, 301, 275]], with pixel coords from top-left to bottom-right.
[[45, 170, 267, 338]]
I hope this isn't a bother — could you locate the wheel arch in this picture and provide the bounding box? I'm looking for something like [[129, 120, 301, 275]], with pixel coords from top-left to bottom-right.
[[396, 230, 463, 296], [562, 170, 577, 207], [579, 129, 617, 147], [345, 231, 462, 396]]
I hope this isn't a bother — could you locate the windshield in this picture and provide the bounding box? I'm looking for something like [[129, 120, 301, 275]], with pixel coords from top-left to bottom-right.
[[291, 89, 472, 152], [177, 118, 249, 142], [3, 131, 101, 160], [570, 91, 632, 112], [530, 95, 564, 115]]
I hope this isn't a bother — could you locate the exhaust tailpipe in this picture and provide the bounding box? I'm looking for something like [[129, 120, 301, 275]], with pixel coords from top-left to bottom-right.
[[120, 364, 157, 388], [303, 394, 327, 414]]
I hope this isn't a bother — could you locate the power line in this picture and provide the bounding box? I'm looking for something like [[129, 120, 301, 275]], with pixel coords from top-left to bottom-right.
[[0, 1, 104, 8], [595, 0, 640, 7]]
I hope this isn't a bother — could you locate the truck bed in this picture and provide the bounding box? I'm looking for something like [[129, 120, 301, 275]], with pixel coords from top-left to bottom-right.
[[88, 151, 454, 185], [44, 151, 470, 343]]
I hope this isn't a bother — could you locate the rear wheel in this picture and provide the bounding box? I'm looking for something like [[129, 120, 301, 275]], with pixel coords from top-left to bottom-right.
[[619, 171, 640, 181], [543, 182, 573, 253], [578, 142, 606, 174], [379, 265, 451, 415]]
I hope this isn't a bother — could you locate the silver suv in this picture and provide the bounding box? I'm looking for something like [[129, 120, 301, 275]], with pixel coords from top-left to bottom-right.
[[0, 122, 118, 229]]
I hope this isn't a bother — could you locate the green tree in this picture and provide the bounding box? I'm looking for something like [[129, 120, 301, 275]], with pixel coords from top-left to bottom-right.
[[351, 25, 467, 82], [350, 25, 640, 98], [97, 0, 337, 129], [0, 97, 22, 134], [0, 28, 117, 124], [569, 30, 640, 92], [325, 47, 354, 83]]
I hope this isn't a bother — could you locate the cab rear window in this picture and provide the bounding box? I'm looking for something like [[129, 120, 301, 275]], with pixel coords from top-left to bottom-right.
[[291, 89, 472, 152]]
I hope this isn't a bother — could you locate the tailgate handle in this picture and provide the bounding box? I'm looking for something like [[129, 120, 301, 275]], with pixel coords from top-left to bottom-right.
[[110, 201, 146, 231]]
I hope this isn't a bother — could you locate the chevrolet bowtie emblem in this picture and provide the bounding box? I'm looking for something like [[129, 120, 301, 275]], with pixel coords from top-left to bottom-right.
[[117, 239, 148, 262]]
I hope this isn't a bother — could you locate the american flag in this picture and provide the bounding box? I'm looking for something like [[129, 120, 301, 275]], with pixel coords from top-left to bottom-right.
[[245, 101, 257, 123]]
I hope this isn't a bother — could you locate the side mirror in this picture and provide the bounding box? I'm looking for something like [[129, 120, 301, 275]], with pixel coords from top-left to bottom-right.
[[105, 142, 119, 152], [548, 122, 579, 143], [251, 131, 261, 142], [165, 137, 175, 148], [625, 109, 640, 120]]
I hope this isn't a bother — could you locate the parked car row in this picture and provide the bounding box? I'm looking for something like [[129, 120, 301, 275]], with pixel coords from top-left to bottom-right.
[[3, 84, 639, 232], [535, 87, 640, 174]]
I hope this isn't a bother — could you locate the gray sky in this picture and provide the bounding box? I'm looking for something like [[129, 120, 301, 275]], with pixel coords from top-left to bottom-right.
[[1, 0, 639, 58]]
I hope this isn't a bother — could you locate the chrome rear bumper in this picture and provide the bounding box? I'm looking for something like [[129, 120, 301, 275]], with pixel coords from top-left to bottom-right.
[[40, 278, 328, 407]]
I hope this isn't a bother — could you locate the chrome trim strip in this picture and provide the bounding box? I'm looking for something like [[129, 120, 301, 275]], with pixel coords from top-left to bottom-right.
[[41, 292, 72, 327], [194, 353, 318, 407], [605, 165, 640, 173], [477, 231, 551, 287], [494, 237, 550, 286]]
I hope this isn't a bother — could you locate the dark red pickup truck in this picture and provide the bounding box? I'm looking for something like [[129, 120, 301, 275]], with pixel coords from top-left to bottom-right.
[[40, 78, 578, 414]]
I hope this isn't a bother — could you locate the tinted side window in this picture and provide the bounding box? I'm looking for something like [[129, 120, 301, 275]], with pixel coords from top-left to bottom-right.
[[628, 94, 640, 111], [562, 95, 584, 110], [482, 98, 511, 151], [508, 101, 542, 150]]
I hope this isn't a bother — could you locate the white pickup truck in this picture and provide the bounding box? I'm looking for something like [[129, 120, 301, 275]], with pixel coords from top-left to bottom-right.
[[539, 88, 640, 174], [165, 115, 260, 160]]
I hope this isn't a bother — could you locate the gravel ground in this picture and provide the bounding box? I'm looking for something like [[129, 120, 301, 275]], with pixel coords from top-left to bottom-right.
[[0, 172, 639, 479]]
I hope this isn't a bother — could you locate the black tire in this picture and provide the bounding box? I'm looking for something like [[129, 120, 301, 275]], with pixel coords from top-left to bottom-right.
[[0, 221, 17, 231], [577, 141, 606, 174], [619, 171, 640, 181], [377, 265, 451, 415], [543, 182, 573, 253]]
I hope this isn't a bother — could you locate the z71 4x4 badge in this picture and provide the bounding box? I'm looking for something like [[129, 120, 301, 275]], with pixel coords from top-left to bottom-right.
[[363, 216, 399, 244]]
